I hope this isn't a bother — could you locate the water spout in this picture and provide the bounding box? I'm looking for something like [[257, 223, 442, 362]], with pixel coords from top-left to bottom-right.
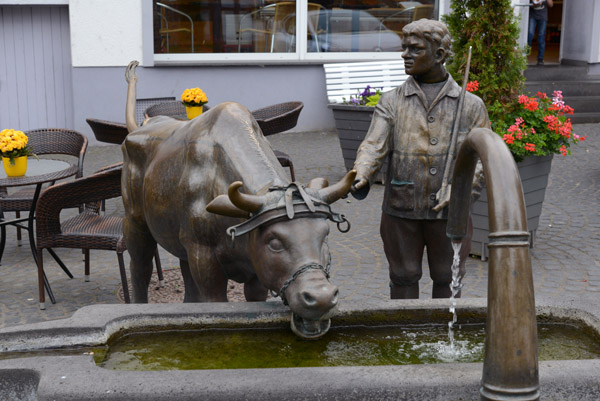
[[447, 128, 539, 401]]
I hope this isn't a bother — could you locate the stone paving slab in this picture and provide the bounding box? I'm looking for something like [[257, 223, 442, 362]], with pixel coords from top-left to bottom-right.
[[0, 123, 597, 328]]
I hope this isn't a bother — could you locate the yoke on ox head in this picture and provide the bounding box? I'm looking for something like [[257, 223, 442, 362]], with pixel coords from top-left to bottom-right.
[[207, 170, 356, 339]]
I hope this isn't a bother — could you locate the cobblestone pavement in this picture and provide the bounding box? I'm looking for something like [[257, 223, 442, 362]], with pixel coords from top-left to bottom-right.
[[0, 124, 597, 328]]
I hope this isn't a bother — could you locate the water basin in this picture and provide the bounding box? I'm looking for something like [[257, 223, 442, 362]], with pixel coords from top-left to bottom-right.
[[96, 322, 600, 370], [1, 300, 600, 400]]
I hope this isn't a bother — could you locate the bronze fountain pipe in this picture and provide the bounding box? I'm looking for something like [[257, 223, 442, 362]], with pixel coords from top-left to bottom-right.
[[447, 128, 539, 401]]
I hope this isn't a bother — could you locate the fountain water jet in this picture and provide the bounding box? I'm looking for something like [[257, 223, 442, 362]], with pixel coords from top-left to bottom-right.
[[447, 127, 539, 401], [447, 241, 462, 349]]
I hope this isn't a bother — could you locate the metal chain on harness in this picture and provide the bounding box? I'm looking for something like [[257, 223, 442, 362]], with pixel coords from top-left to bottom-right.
[[272, 257, 332, 306]]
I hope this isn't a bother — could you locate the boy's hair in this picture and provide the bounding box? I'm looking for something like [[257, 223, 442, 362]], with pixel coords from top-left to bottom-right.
[[402, 19, 452, 62]]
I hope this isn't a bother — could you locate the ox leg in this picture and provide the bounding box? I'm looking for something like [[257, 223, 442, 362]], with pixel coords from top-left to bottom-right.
[[124, 221, 156, 303], [179, 258, 203, 302], [183, 245, 228, 302], [244, 275, 268, 302]]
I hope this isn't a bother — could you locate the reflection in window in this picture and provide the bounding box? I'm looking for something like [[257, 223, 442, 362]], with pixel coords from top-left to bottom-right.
[[152, 0, 437, 55], [308, 1, 436, 53], [237, 1, 298, 52]]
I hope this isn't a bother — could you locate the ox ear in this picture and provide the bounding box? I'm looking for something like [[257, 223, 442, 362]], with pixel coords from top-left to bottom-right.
[[257, 180, 274, 196], [206, 195, 250, 218], [307, 178, 329, 189], [318, 170, 356, 204]]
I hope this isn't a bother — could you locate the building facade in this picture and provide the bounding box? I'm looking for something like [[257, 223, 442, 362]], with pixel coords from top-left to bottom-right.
[[1, 0, 598, 143]]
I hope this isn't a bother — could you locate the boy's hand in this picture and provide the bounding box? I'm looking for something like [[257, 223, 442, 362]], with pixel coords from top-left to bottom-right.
[[351, 177, 368, 193], [432, 184, 451, 212]]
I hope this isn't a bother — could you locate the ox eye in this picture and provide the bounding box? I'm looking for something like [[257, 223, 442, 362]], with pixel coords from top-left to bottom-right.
[[267, 238, 284, 252]]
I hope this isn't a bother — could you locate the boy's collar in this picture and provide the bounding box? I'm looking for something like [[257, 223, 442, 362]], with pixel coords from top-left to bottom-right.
[[404, 75, 461, 98]]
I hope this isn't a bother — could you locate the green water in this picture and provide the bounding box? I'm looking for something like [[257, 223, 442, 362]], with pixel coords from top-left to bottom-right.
[[95, 323, 600, 371]]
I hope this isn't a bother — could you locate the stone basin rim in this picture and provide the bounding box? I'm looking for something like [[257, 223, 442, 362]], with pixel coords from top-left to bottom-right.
[[0, 297, 599, 353], [1, 298, 600, 400]]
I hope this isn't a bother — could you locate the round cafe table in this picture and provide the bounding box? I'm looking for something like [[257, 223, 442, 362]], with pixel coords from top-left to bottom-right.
[[0, 158, 79, 304]]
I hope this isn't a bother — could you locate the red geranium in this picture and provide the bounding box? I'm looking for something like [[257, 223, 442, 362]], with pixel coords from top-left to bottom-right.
[[466, 80, 479, 93], [490, 90, 585, 161]]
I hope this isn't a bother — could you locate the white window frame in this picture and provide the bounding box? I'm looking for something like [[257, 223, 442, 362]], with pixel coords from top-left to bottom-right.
[[146, 0, 410, 65]]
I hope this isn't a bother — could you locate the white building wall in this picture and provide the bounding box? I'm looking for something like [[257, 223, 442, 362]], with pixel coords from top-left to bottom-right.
[[560, 0, 597, 63], [69, 0, 144, 67], [590, 1, 600, 64]]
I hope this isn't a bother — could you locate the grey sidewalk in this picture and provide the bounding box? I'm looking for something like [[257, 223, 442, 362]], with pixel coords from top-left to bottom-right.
[[0, 124, 598, 328]]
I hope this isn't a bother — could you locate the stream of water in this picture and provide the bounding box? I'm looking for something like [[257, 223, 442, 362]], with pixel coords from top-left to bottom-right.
[[447, 241, 464, 349]]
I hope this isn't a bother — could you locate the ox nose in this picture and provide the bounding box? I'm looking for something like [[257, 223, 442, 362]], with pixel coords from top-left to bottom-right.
[[301, 285, 339, 310]]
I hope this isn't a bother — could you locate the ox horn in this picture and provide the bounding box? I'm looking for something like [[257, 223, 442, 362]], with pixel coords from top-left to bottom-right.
[[206, 195, 250, 218], [318, 170, 356, 204], [228, 181, 266, 213]]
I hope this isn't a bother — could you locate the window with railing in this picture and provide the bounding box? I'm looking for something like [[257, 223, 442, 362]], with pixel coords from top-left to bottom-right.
[[152, 0, 438, 62]]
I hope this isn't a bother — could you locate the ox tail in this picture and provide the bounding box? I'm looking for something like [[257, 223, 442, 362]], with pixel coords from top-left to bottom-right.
[[125, 60, 140, 133]]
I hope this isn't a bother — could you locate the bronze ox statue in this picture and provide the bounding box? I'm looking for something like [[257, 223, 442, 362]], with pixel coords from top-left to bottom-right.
[[121, 61, 355, 338]]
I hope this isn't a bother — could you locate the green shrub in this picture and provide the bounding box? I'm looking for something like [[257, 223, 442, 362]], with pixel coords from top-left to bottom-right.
[[442, 0, 528, 123]]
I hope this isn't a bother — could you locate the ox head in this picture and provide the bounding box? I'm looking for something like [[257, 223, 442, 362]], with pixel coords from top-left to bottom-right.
[[206, 170, 355, 339]]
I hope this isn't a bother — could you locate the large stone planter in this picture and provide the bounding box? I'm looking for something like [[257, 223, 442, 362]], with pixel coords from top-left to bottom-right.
[[329, 104, 388, 181], [471, 154, 553, 260], [329, 103, 374, 170]]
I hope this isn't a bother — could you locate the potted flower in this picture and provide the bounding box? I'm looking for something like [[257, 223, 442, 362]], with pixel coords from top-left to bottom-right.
[[181, 87, 208, 120], [0, 129, 36, 177], [328, 86, 383, 174], [469, 84, 586, 259], [489, 88, 584, 161]]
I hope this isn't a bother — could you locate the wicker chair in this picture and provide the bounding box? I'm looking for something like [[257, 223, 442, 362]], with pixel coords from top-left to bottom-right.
[[145, 101, 211, 119], [34, 163, 163, 309], [86, 118, 130, 145], [252, 101, 303, 136], [136, 97, 176, 125], [0, 129, 88, 263], [252, 101, 304, 182], [145, 100, 185, 118]]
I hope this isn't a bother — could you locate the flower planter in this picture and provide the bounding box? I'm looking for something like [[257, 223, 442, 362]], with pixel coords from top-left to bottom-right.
[[2, 156, 27, 177], [470, 154, 553, 260], [185, 105, 203, 119], [328, 104, 388, 181]]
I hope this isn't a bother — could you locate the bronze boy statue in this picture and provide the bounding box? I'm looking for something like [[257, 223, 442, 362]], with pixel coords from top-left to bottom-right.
[[351, 19, 489, 299]]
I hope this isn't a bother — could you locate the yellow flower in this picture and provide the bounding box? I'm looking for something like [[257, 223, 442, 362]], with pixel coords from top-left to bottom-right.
[[181, 87, 208, 106], [0, 128, 33, 158]]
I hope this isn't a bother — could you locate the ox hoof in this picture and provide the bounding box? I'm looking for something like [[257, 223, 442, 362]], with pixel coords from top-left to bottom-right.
[[290, 313, 331, 340]]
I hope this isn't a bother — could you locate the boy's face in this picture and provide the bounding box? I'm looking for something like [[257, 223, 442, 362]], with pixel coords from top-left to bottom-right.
[[401, 35, 438, 78]]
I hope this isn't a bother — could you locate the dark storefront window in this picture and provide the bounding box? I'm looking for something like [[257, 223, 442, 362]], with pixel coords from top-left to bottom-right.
[[153, 0, 437, 56]]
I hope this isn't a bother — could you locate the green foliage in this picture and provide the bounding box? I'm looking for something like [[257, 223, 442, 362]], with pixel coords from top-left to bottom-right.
[[442, 0, 528, 123], [342, 86, 382, 106], [365, 92, 381, 106]]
